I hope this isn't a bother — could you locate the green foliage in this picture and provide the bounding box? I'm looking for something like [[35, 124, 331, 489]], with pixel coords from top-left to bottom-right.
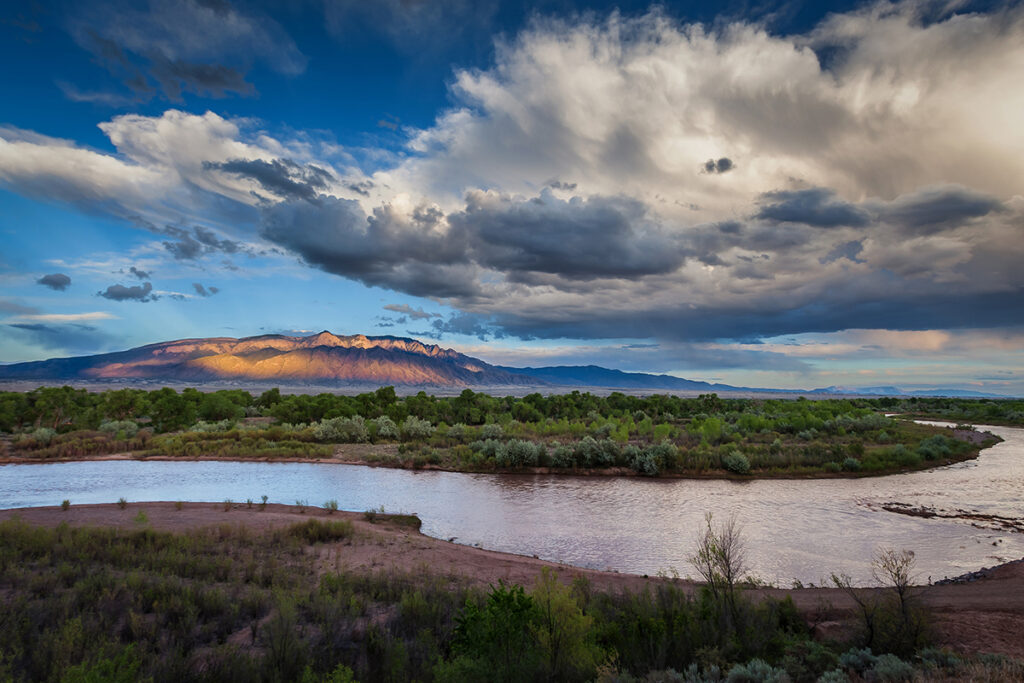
[[443, 581, 540, 682], [721, 451, 751, 475], [0, 388, 1003, 479], [401, 415, 435, 441], [313, 416, 369, 443], [724, 658, 789, 682]]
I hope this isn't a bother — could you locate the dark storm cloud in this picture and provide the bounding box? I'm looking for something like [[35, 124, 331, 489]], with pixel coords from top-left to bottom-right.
[[756, 188, 870, 228], [260, 196, 478, 298], [878, 186, 1004, 234], [98, 282, 155, 302], [162, 225, 245, 260], [37, 273, 71, 291], [452, 191, 686, 280], [205, 158, 334, 201], [703, 158, 734, 174], [483, 289, 1024, 344], [192, 283, 219, 297]]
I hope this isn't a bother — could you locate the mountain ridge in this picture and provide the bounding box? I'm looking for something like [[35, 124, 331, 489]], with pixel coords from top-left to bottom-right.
[[0, 332, 1013, 397]]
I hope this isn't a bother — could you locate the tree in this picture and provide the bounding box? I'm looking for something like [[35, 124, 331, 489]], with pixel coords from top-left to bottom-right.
[[530, 568, 600, 681], [690, 512, 748, 633], [831, 548, 929, 656]]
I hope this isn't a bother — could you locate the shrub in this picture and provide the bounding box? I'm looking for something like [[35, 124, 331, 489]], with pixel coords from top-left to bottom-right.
[[725, 658, 789, 682], [496, 439, 543, 468], [722, 451, 751, 475], [323, 499, 339, 514], [374, 416, 399, 440], [117, 497, 128, 510], [842, 457, 861, 472], [30, 427, 57, 446], [839, 648, 878, 674], [480, 423, 504, 440], [868, 653, 914, 682], [99, 420, 139, 438], [823, 461, 841, 473], [401, 416, 435, 441], [313, 416, 369, 443], [818, 670, 849, 683], [549, 445, 574, 468], [916, 435, 953, 461]]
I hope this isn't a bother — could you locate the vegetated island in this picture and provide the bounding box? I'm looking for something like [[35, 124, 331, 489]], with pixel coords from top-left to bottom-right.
[[1, 387, 1014, 478], [0, 501, 1022, 682]]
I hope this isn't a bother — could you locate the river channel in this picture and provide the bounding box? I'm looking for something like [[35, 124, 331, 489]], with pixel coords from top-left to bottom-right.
[[1, 421, 1021, 585]]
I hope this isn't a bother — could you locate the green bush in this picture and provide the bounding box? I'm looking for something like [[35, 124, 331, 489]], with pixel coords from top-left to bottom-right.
[[401, 416, 435, 441], [869, 653, 914, 681], [722, 451, 751, 475], [842, 457, 861, 472], [374, 415, 399, 440], [725, 658, 789, 682], [313, 416, 369, 443]]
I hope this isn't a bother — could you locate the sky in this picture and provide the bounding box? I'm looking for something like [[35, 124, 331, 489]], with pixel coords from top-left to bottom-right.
[[1, 0, 1022, 395]]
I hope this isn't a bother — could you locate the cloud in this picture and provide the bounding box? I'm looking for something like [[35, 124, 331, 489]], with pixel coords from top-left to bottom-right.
[[703, 158, 734, 174], [149, 57, 255, 100], [0, 300, 40, 316], [383, 304, 438, 320], [128, 266, 150, 279], [98, 281, 156, 302], [162, 225, 245, 260], [37, 273, 71, 291], [192, 282, 219, 297], [205, 158, 333, 201], [756, 188, 870, 228], [2, 3, 1023, 350], [67, 0, 306, 103], [877, 185, 1004, 234], [4, 323, 116, 354], [324, 0, 497, 51], [16, 312, 118, 323], [453, 190, 686, 280]]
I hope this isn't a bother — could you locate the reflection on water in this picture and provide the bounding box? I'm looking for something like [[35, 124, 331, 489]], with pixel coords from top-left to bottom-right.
[[1, 421, 1021, 585]]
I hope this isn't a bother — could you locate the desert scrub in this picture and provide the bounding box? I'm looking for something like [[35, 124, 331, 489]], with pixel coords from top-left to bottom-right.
[[286, 518, 354, 543]]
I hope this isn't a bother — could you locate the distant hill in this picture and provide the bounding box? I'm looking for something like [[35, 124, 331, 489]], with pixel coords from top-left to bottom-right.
[[499, 365, 744, 392], [810, 385, 1009, 398], [0, 331, 535, 387]]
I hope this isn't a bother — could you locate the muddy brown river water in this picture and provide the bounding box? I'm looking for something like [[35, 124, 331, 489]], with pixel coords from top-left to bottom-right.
[[2, 420, 1021, 585]]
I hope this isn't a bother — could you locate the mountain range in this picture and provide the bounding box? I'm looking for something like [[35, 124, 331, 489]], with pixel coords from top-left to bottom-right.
[[0, 331, 1010, 397]]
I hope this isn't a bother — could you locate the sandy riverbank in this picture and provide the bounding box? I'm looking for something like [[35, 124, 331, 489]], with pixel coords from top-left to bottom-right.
[[1, 502, 1022, 660]]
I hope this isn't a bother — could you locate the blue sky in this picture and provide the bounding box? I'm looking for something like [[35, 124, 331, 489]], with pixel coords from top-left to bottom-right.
[[1, 0, 1022, 394]]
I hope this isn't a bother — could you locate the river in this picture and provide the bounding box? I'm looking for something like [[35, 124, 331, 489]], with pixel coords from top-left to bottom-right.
[[1, 421, 1021, 585]]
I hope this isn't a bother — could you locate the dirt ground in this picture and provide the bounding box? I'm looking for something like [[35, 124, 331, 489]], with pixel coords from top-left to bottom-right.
[[2, 503, 1022, 660]]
